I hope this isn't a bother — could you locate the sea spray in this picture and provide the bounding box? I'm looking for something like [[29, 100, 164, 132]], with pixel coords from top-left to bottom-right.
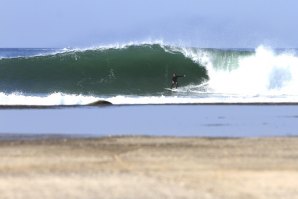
[[174, 45, 298, 96], [206, 46, 298, 95]]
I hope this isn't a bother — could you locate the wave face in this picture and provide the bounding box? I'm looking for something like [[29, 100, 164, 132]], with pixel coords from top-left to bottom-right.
[[1, 43, 298, 105], [0, 44, 207, 95]]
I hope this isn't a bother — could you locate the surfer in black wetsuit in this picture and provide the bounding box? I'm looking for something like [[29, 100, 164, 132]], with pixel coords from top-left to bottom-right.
[[171, 73, 186, 89]]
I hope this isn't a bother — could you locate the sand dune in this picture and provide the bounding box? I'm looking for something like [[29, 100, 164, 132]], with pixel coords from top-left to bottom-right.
[[0, 136, 298, 199]]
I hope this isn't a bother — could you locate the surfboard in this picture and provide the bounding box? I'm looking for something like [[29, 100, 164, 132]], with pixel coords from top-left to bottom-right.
[[164, 88, 178, 92]]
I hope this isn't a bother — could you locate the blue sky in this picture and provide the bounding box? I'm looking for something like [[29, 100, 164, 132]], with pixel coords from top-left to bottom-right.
[[1, 0, 297, 48]]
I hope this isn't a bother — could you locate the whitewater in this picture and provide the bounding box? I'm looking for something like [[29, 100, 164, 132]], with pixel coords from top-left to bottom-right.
[[0, 42, 298, 105]]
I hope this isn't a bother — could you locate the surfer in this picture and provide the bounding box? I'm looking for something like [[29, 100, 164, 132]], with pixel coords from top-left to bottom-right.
[[171, 73, 186, 89]]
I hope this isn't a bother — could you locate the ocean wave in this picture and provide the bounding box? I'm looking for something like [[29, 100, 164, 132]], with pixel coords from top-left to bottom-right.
[[1, 42, 298, 104], [0, 43, 207, 95]]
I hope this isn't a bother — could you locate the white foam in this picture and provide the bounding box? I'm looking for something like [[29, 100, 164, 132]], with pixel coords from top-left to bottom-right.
[[175, 45, 298, 97], [1, 91, 298, 105], [105, 94, 298, 104], [0, 92, 98, 106]]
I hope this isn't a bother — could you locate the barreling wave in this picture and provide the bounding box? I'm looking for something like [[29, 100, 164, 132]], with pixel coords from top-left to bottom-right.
[[0, 44, 207, 95], [1, 42, 298, 105]]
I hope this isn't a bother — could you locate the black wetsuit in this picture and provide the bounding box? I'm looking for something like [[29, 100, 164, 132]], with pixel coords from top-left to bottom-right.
[[171, 75, 184, 88], [172, 75, 183, 83]]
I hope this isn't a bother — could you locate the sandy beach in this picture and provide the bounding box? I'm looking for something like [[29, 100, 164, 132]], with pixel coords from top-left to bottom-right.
[[0, 136, 297, 199]]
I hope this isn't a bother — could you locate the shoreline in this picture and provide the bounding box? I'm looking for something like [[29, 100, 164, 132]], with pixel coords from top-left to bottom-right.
[[1, 132, 298, 141], [0, 133, 298, 140], [1, 136, 298, 199]]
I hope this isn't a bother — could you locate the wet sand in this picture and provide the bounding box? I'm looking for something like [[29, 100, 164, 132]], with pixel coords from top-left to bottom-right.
[[0, 136, 298, 199]]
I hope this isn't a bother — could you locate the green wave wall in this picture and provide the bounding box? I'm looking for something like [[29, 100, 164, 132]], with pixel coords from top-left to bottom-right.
[[0, 44, 208, 95]]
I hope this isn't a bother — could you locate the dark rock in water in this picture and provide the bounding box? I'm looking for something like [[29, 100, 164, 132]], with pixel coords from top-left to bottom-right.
[[87, 100, 112, 106]]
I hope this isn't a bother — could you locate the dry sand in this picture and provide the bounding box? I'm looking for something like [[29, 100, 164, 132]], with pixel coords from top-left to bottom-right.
[[0, 136, 298, 199]]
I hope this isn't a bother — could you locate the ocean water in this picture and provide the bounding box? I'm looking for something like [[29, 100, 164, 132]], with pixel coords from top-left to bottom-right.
[[1, 42, 298, 105], [1, 105, 298, 137], [1, 42, 298, 137]]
